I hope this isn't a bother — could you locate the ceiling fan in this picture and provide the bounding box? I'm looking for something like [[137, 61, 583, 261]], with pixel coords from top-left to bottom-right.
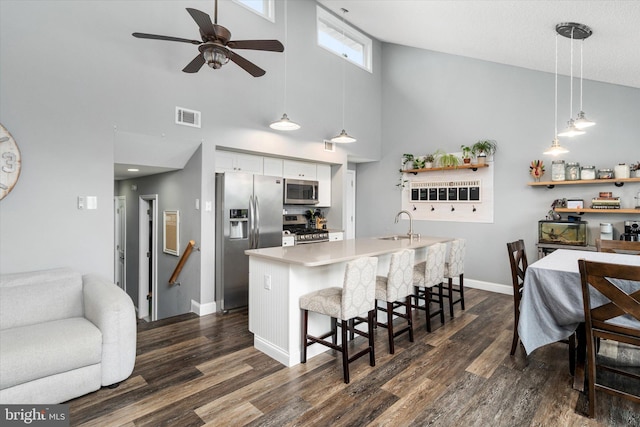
[[132, 1, 284, 77]]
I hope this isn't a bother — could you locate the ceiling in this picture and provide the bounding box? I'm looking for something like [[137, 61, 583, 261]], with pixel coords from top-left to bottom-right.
[[317, 0, 640, 89]]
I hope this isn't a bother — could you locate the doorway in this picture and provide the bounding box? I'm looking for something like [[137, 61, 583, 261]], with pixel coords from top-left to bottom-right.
[[139, 195, 158, 321], [114, 196, 126, 291], [346, 169, 356, 239]]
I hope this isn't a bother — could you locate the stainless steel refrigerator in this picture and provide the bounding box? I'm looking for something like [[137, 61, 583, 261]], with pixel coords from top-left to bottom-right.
[[215, 172, 283, 312]]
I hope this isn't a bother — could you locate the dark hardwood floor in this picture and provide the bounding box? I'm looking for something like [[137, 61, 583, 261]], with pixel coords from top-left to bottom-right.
[[68, 289, 639, 426]]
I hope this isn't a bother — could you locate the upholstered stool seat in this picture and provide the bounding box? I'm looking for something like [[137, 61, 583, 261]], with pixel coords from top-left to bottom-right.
[[413, 242, 446, 332], [300, 257, 378, 384], [373, 249, 415, 354]]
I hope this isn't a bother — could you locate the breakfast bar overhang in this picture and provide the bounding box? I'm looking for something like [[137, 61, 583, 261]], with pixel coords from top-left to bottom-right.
[[245, 236, 452, 367]]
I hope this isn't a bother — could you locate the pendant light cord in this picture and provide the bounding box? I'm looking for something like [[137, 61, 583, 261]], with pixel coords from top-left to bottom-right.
[[579, 40, 584, 111], [555, 33, 558, 137], [341, 8, 347, 130], [283, 0, 288, 112], [569, 27, 574, 119]]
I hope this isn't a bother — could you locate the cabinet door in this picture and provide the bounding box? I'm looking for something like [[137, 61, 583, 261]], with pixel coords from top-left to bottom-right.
[[329, 231, 344, 241], [263, 157, 283, 177], [283, 160, 316, 179], [316, 163, 332, 207], [215, 151, 236, 173], [235, 153, 264, 174]]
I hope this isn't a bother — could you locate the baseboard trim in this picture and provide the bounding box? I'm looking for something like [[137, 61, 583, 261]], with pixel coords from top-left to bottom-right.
[[465, 279, 512, 295], [191, 300, 216, 316]]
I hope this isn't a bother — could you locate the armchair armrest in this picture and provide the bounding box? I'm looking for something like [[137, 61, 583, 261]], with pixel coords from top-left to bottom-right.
[[83, 274, 136, 386]]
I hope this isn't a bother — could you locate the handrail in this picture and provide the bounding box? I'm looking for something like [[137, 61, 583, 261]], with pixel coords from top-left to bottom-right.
[[169, 240, 196, 285]]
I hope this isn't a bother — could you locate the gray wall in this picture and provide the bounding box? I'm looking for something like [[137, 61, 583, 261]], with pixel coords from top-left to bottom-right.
[[116, 146, 202, 318], [0, 1, 381, 316], [357, 43, 640, 287]]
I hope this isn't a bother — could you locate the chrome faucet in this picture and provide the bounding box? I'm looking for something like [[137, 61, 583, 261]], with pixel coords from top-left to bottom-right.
[[395, 210, 414, 237]]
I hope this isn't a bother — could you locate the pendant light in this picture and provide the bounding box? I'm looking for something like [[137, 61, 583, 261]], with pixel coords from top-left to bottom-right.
[[544, 33, 569, 156], [270, 0, 300, 131], [556, 23, 592, 137], [574, 39, 596, 129], [330, 8, 356, 143]]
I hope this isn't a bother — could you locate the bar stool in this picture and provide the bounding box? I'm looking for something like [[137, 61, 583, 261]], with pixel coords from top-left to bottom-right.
[[443, 239, 466, 318], [299, 257, 378, 384], [413, 242, 446, 332], [374, 249, 415, 354]]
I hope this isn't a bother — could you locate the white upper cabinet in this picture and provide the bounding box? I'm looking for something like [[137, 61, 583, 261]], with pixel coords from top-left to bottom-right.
[[216, 151, 264, 175], [316, 163, 332, 207], [263, 157, 283, 177], [283, 160, 317, 180]]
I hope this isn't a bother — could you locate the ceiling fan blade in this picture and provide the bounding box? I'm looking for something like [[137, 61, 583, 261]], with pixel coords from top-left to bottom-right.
[[228, 51, 265, 77], [227, 40, 284, 52], [186, 8, 218, 39], [182, 54, 206, 73], [132, 32, 201, 45]]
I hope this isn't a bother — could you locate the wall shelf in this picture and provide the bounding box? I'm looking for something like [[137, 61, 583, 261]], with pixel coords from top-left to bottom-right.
[[405, 163, 489, 174], [554, 208, 640, 215], [528, 177, 640, 188]]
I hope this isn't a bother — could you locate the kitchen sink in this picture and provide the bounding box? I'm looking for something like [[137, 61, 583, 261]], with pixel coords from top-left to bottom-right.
[[378, 235, 412, 240]]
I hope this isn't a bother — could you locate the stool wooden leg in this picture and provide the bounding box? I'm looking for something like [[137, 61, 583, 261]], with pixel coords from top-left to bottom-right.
[[406, 295, 414, 342], [341, 319, 350, 383], [438, 283, 445, 325], [425, 288, 432, 332], [459, 274, 465, 310], [301, 309, 308, 363], [448, 278, 455, 318], [387, 301, 395, 354], [368, 310, 376, 367], [332, 317, 338, 346]]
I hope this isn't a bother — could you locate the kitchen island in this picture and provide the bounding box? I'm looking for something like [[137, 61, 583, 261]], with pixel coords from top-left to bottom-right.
[[245, 236, 452, 366]]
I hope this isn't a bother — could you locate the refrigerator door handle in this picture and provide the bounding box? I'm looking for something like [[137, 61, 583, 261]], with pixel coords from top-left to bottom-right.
[[249, 195, 255, 248], [254, 196, 260, 248]]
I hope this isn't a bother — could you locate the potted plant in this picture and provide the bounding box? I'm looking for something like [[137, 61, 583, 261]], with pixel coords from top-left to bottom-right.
[[413, 156, 426, 169], [401, 153, 415, 170], [424, 153, 436, 169], [472, 139, 497, 165], [460, 145, 472, 164], [438, 153, 461, 169]]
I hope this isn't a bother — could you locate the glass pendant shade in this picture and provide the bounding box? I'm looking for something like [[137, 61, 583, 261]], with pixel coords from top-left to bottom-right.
[[204, 47, 229, 69], [330, 129, 356, 144], [558, 119, 586, 137], [270, 113, 300, 131], [574, 111, 595, 129], [543, 138, 569, 156]]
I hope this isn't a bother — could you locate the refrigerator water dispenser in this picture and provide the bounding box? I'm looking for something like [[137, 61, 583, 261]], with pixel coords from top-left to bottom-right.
[[229, 209, 248, 239]]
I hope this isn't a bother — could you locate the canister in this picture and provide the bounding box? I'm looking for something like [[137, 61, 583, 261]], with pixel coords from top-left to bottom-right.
[[580, 165, 596, 180], [565, 162, 580, 181], [551, 160, 565, 181], [614, 163, 630, 179], [598, 168, 614, 179]]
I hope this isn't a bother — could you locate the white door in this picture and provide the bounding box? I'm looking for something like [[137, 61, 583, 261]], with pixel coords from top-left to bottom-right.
[[346, 170, 356, 239], [114, 196, 126, 291], [138, 195, 158, 321]]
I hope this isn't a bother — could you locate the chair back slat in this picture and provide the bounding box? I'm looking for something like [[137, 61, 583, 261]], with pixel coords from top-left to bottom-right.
[[342, 257, 378, 319], [507, 239, 528, 300], [596, 239, 640, 255], [385, 249, 415, 302]]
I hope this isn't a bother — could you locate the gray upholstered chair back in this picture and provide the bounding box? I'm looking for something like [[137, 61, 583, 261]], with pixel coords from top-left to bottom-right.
[[445, 239, 466, 278], [421, 243, 446, 287], [341, 257, 378, 319], [384, 249, 415, 302]]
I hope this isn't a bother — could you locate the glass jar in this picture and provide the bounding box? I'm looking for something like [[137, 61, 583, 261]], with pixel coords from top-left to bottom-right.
[[580, 165, 596, 180], [598, 168, 614, 179], [551, 160, 565, 181], [565, 162, 580, 181]]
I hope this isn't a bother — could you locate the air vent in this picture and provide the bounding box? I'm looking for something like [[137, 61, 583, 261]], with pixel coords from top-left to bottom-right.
[[323, 140, 335, 152], [175, 107, 201, 128]]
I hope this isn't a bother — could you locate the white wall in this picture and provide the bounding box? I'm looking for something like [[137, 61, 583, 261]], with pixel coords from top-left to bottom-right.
[[357, 43, 640, 288]]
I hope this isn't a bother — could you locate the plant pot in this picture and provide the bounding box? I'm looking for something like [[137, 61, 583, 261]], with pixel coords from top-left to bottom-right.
[[424, 162, 433, 169], [463, 158, 471, 164]]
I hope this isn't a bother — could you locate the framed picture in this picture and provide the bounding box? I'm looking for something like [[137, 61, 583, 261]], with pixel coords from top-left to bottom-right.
[[163, 210, 179, 256]]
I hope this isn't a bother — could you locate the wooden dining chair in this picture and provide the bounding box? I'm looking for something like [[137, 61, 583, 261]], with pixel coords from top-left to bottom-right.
[[578, 259, 640, 418], [506, 240, 528, 355], [506, 240, 576, 373], [596, 239, 640, 255]]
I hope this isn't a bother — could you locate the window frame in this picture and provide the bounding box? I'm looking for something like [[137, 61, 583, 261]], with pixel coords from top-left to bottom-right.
[[232, 0, 275, 23], [316, 5, 373, 73]]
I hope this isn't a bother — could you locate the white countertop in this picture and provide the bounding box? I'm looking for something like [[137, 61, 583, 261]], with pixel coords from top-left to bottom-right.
[[245, 236, 452, 267]]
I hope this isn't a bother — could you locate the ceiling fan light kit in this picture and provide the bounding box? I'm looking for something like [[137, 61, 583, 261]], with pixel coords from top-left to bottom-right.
[[132, 2, 283, 77]]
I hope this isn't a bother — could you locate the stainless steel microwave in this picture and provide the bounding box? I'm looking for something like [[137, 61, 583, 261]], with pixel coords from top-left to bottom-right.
[[283, 179, 319, 205]]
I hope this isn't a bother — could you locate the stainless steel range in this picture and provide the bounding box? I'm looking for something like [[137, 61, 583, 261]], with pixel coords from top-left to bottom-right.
[[283, 214, 328, 244]]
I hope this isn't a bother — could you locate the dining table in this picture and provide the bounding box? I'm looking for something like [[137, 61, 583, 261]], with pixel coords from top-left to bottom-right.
[[518, 248, 640, 356]]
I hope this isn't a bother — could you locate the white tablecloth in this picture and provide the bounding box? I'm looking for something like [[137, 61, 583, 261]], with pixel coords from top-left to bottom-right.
[[518, 249, 640, 355]]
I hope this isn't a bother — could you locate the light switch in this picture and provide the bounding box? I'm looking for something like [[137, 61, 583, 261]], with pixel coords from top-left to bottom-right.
[[195, 198, 200, 210], [205, 201, 212, 212], [86, 196, 97, 210], [77, 196, 85, 210]]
